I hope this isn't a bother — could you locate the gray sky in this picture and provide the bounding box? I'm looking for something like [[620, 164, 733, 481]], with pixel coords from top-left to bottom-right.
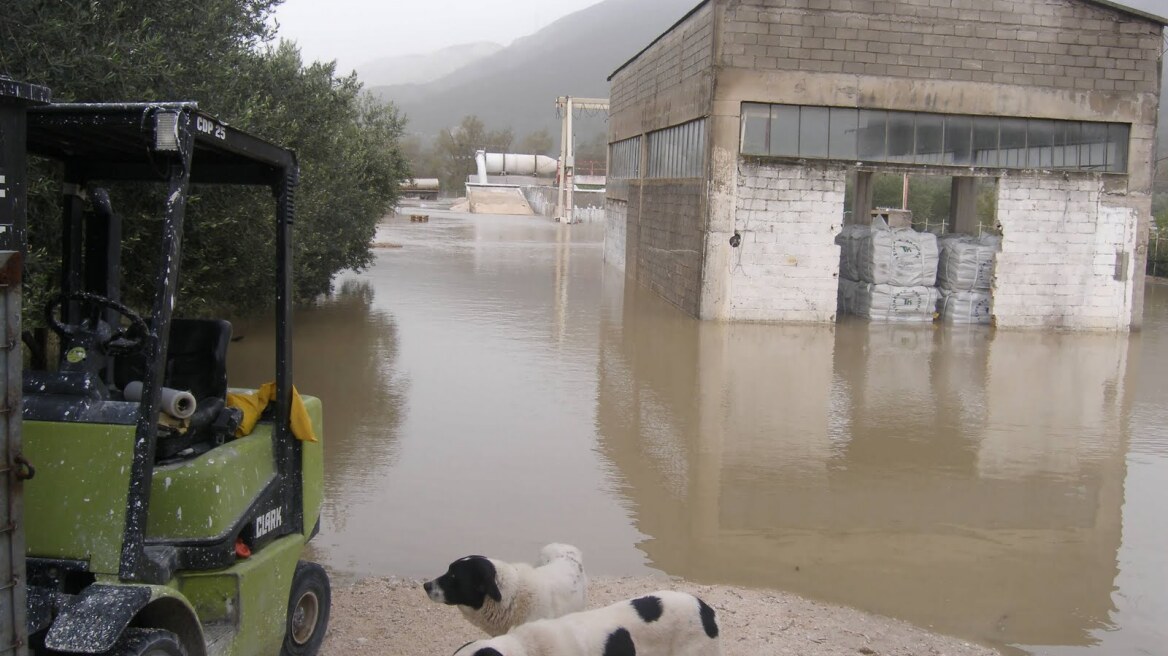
[[272, 0, 1166, 74], [1118, 0, 1168, 19], [272, 0, 607, 73]]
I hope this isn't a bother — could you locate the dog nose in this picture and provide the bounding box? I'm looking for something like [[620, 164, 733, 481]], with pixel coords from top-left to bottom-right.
[[423, 581, 432, 592]]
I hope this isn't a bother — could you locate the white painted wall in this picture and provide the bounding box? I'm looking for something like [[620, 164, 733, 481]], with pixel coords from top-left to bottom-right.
[[604, 199, 627, 271], [993, 177, 1138, 331], [728, 162, 845, 322]]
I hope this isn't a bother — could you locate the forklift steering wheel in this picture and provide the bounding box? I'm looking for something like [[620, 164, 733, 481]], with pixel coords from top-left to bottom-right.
[[46, 292, 150, 356]]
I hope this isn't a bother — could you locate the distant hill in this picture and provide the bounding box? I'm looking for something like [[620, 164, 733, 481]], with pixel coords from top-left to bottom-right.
[[371, 0, 698, 139], [376, 0, 1167, 155], [356, 42, 503, 88]]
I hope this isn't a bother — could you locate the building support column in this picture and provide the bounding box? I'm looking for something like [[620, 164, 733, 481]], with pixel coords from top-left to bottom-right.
[[949, 176, 979, 234], [852, 171, 875, 225]]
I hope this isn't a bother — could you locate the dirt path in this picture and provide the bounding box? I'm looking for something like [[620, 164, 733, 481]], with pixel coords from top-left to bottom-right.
[[321, 575, 1000, 656]]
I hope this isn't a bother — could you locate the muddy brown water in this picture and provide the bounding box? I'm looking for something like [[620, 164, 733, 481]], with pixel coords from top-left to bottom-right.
[[226, 210, 1168, 656]]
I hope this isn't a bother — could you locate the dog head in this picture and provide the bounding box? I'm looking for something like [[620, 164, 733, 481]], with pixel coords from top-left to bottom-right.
[[423, 555, 502, 608]]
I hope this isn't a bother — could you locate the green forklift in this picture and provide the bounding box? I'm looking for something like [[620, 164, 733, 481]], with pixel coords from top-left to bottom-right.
[[0, 79, 330, 656]]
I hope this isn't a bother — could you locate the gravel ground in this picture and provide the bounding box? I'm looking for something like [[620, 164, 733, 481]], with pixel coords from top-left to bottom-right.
[[321, 575, 1001, 656]]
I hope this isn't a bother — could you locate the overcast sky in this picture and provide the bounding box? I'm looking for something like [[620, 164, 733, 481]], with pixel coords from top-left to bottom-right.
[[272, 0, 606, 72], [272, 0, 1166, 74]]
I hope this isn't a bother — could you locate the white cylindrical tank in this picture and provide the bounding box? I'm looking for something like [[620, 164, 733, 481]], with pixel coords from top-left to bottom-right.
[[482, 153, 558, 177], [403, 178, 440, 191]]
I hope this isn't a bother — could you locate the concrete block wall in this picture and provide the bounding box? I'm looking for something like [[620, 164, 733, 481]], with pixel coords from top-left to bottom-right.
[[608, 4, 716, 142], [633, 182, 707, 317], [720, 0, 1162, 95], [522, 187, 605, 218], [605, 199, 628, 270], [606, 0, 1159, 328], [993, 176, 1139, 330], [610, 4, 715, 117], [728, 161, 845, 322]]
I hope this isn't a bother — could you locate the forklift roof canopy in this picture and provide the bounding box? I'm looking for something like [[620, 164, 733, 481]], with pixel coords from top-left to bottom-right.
[[26, 102, 295, 187]]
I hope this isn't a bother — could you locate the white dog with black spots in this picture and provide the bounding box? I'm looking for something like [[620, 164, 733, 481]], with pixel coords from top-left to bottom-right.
[[451, 590, 722, 656], [424, 543, 587, 636]]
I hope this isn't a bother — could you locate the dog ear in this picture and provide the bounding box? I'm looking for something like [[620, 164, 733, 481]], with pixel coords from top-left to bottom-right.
[[481, 577, 502, 602], [469, 557, 503, 602]]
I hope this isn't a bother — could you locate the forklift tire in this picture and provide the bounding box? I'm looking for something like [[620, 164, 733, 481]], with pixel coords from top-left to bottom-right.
[[108, 628, 187, 656], [281, 561, 331, 656]]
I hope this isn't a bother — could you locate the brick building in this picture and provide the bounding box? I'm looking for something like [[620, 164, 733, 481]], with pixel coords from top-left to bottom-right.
[[603, 0, 1165, 330]]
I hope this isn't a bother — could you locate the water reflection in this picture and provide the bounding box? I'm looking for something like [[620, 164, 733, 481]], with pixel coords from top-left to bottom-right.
[[226, 280, 407, 550], [597, 281, 1132, 652], [229, 211, 1167, 655], [275, 213, 647, 580]]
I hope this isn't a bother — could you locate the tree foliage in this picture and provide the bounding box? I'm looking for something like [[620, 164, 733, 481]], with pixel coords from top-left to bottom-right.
[[0, 0, 410, 320], [573, 131, 608, 165], [399, 122, 558, 196], [518, 129, 555, 157], [862, 173, 996, 234], [434, 115, 516, 194], [399, 136, 444, 180]]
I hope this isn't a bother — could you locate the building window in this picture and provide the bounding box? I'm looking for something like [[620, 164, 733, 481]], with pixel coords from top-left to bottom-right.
[[647, 119, 707, 178], [740, 102, 1130, 173], [609, 136, 641, 180]]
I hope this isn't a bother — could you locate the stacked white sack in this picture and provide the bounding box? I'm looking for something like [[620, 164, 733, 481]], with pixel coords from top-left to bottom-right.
[[858, 221, 939, 287], [835, 224, 870, 282], [937, 289, 992, 324], [937, 234, 999, 291], [854, 283, 939, 322]]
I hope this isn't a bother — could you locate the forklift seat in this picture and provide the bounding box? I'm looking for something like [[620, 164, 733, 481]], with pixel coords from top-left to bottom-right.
[[116, 318, 232, 401], [165, 318, 232, 400]]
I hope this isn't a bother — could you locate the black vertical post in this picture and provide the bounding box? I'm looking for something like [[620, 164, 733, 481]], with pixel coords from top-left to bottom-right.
[[84, 188, 121, 301], [274, 163, 303, 536], [118, 113, 193, 583], [85, 189, 122, 385], [60, 182, 85, 325]]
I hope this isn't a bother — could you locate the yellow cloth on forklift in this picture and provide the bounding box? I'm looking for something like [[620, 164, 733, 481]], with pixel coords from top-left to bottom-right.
[[226, 382, 318, 442]]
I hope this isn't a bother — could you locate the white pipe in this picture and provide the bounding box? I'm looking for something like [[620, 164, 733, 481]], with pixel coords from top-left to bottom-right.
[[124, 381, 197, 419], [475, 149, 488, 185], [480, 153, 558, 176]]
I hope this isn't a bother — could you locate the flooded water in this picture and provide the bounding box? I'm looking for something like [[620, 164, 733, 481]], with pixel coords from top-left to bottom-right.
[[227, 210, 1168, 656]]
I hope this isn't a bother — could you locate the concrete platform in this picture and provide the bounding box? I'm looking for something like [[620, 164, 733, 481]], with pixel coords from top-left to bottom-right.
[[466, 186, 533, 215]]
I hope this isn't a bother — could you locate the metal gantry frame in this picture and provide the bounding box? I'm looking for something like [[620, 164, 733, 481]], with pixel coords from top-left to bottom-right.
[[554, 96, 608, 224]]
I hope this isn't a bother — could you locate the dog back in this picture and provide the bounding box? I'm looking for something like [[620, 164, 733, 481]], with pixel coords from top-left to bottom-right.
[[454, 590, 721, 656]]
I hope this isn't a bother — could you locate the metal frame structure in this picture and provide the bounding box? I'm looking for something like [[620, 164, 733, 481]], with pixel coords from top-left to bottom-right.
[[23, 103, 301, 584], [554, 96, 608, 224]]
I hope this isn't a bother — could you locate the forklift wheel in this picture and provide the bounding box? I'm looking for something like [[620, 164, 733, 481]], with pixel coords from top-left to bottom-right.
[[109, 628, 187, 656], [282, 561, 331, 656]]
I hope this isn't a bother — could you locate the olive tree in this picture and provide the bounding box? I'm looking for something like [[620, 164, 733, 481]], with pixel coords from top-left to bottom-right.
[[0, 0, 410, 320]]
